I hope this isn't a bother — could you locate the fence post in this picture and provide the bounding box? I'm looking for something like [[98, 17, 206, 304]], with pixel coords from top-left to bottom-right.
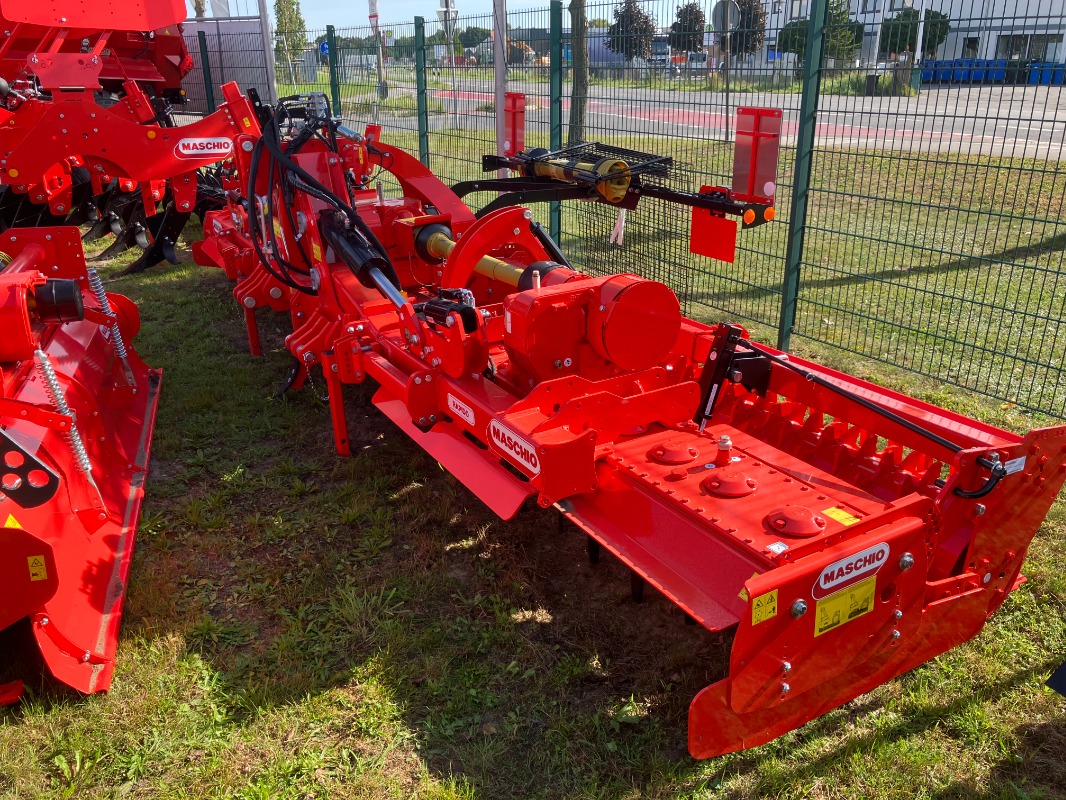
[[549, 0, 563, 243], [326, 25, 341, 116], [414, 17, 430, 168], [777, 0, 829, 352], [197, 30, 216, 111]]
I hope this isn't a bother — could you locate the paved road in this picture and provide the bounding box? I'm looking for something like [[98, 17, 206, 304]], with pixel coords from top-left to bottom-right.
[[424, 81, 1066, 159]]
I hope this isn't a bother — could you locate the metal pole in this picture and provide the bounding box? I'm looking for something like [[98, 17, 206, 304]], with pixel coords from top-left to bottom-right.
[[326, 25, 341, 116], [256, 0, 280, 103], [776, 0, 829, 352], [447, 17, 460, 130], [724, 2, 730, 140], [197, 30, 217, 111], [915, 0, 928, 63], [375, 31, 386, 124], [415, 17, 431, 167], [549, 0, 563, 242], [493, 0, 508, 176]]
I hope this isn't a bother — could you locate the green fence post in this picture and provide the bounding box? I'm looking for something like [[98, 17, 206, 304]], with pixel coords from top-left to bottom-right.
[[197, 30, 216, 111], [549, 0, 563, 243], [326, 25, 341, 116], [414, 17, 430, 167], [777, 0, 829, 351]]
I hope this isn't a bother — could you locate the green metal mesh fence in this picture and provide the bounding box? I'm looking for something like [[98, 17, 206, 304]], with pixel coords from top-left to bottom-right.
[[230, 0, 1066, 416]]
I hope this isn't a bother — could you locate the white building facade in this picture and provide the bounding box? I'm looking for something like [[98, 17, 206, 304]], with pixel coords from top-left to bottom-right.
[[759, 0, 1066, 65]]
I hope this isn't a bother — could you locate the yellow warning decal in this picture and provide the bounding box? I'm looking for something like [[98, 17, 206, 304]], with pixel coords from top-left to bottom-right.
[[243, 117, 252, 130], [815, 576, 876, 637], [751, 589, 778, 626], [4, 514, 22, 529], [28, 556, 47, 582], [738, 572, 760, 603], [822, 506, 861, 526], [312, 242, 323, 262]]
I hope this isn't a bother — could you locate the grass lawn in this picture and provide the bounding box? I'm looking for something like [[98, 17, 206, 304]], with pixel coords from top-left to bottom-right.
[[1, 130, 1064, 798]]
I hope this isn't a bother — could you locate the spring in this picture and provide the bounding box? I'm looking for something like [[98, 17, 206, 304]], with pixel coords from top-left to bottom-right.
[[86, 269, 129, 361], [33, 349, 94, 480]]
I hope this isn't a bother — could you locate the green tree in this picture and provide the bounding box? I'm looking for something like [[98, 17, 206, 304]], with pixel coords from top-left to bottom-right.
[[589, 17, 610, 28], [274, 0, 308, 65], [778, 2, 862, 64], [880, 7, 950, 57], [823, 0, 860, 60], [669, 2, 705, 53], [606, 0, 655, 61], [721, 0, 766, 58], [459, 26, 491, 49], [777, 19, 807, 62]]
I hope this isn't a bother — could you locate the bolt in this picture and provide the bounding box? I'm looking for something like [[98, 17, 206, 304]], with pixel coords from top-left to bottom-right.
[[346, 327, 355, 334], [563, 357, 573, 367], [983, 572, 992, 584], [418, 417, 427, 425], [331, 364, 339, 372], [781, 682, 790, 694], [56, 205, 65, 212], [899, 553, 915, 571], [512, 227, 520, 235], [429, 415, 437, 423], [303, 352, 314, 362], [269, 287, 283, 299], [891, 630, 901, 640], [414, 377, 422, 385], [431, 357, 441, 367], [782, 661, 791, 672], [893, 609, 903, 620], [181, 202, 190, 210], [82, 651, 91, 663], [975, 503, 986, 516], [356, 324, 364, 332], [40, 617, 49, 626], [242, 297, 256, 308], [791, 599, 808, 618]]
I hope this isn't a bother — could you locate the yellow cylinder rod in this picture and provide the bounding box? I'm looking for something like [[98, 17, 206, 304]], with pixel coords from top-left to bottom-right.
[[424, 231, 526, 287], [529, 157, 631, 203]]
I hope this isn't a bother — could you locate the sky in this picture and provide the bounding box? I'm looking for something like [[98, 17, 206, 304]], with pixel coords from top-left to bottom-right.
[[298, 0, 543, 29]]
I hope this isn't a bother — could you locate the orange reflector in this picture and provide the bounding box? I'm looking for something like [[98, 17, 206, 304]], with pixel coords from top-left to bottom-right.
[[743, 209, 756, 225], [764, 207, 776, 221]]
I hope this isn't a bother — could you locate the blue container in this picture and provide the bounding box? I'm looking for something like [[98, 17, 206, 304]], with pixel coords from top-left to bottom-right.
[[1029, 62, 1043, 84], [1053, 65, 1065, 85], [970, 59, 986, 82], [1041, 64, 1055, 84], [989, 59, 1007, 82], [921, 61, 934, 82], [936, 60, 953, 81], [953, 58, 972, 82]]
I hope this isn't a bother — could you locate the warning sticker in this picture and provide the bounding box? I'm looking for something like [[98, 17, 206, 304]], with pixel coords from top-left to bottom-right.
[[815, 576, 876, 637], [737, 572, 760, 602], [4, 514, 22, 529], [27, 556, 47, 582], [751, 589, 778, 626], [822, 506, 861, 526]]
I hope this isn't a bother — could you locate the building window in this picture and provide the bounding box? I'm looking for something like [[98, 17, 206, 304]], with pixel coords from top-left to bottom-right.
[[790, 0, 809, 19], [772, 1, 782, 13], [963, 37, 979, 57], [889, 0, 912, 9], [862, 0, 880, 12], [1030, 34, 1064, 61]]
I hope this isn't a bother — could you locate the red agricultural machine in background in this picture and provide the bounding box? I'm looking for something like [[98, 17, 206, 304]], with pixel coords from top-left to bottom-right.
[[0, 0, 255, 271], [190, 92, 1066, 756]]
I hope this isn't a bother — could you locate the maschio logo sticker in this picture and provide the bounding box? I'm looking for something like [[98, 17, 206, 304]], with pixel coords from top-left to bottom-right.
[[813, 542, 889, 599], [488, 420, 540, 475], [174, 137, 234, 160], [447, 393, 475, 425]]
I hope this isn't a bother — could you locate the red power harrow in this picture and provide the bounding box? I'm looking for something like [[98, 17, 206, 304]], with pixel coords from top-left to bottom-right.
[[0, 226, 159, 702], [0, 0, 261, 702], [191, 93, 1066, 756]]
